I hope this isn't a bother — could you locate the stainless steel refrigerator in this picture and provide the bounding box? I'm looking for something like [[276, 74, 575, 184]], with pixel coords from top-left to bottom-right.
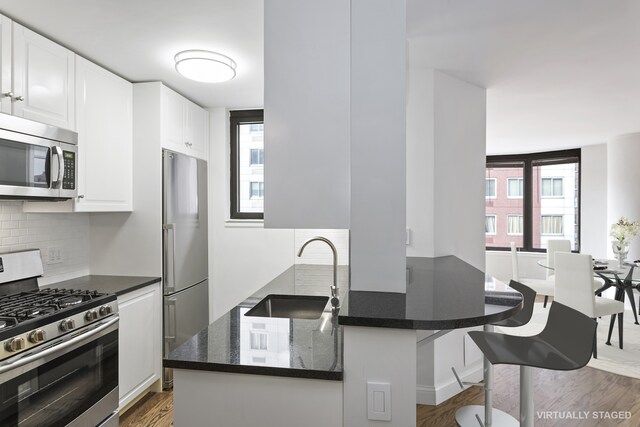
[[162, 149, 209, 389]]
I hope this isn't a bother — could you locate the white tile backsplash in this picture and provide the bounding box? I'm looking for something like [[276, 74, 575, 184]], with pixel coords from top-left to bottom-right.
[[0, 202, 90, 283], [294, 229, 349, 265]]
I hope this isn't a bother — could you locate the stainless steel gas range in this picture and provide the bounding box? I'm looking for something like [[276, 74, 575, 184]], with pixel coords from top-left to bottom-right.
[[0, 249, 119, 427]]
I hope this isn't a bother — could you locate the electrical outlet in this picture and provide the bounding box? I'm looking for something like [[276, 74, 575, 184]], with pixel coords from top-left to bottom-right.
[[47, 246, 64, 265]]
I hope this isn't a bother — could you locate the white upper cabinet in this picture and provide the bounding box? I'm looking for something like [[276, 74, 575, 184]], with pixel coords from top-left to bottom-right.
[[0, 15, 12, 115], [8, 21, 75, 130], [161, 85, 208, 160], [74, 56, 133, 211]]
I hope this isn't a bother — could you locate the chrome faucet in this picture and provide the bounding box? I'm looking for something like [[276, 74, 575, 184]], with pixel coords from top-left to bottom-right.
[[297, 236, 340, 309]]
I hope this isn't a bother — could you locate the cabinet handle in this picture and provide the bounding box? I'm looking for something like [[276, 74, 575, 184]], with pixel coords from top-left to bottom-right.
[[15, 95, 24, 102], [2, 92, 14, 99], [77, 195, 85, 199]]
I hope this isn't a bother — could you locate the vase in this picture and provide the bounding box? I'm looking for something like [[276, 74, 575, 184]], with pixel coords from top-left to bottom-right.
[[612, 241, 629, 268]]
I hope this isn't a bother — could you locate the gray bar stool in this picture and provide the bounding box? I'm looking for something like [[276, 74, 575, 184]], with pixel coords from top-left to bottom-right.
[[455, 280, 537, 427], [467, 302, 596, 427]]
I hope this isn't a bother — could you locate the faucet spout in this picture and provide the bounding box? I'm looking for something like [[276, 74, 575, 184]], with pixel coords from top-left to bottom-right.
[[297, 236, 340, 308]]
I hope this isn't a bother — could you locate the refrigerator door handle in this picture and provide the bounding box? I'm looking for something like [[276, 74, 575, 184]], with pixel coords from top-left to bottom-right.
[[164, 297, 177, 342], [163, 223, 176, 293]]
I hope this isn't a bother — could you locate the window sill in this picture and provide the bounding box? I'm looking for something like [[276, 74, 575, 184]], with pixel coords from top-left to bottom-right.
[[225, 219, 264, 228]]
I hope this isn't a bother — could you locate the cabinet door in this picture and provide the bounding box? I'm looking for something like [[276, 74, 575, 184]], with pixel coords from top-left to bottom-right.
[[75, 56, 133, 212], [0, 15, 11, 114], [118, 283, 162, 410], [11, 23, 75, 130], [161, 86, 186, 153], [184, 100, 209, 160]]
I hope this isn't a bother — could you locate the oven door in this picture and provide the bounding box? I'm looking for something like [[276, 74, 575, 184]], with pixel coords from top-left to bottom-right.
[[0, 316, 118, 427]]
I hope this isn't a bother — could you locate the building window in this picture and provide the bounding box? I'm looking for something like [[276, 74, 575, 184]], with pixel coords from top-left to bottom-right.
[[250, 332, 268, 350], [541, 177, 563, 197], [486, 149, 580, 252], [250, 148, 264, 165], [541, 215, 563, 235], [230, 109, 264, 219], [485, 215, 496, 235], [507, 215, 523, 235], [250, 182, 264, 199], [507, 178, 524, 198], [485, 178, 497, 198]]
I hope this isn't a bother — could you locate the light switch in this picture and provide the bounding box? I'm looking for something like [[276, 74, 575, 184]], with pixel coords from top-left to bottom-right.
[[367, 382, 391, 421]]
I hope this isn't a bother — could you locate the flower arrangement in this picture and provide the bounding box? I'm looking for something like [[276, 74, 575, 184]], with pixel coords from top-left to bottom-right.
[[610, 216, 640, 245]]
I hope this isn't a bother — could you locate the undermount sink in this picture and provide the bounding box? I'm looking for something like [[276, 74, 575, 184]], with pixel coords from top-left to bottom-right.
[[245, 294, 329, 320]]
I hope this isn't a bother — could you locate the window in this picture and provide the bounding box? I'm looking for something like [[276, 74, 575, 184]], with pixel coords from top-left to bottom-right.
[[250, 332, 268, 350], [485, 215, 496, 235], [230, 109, 264, 219], [507, 215, 523, 235], [485, 178, 496, 198], [541, 177, 563, 197], [541, 215, 563, 235], [250, 182, 264, 199], [250, 149, 264, 165], [507, 178, 524, 198], [486, 149, 580, 252]]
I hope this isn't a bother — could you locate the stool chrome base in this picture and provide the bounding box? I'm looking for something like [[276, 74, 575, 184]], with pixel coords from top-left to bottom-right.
[[455, 405, 518, 427]]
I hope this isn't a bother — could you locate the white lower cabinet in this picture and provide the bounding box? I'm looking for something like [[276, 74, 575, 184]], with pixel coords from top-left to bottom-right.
[[118, 282, 162, 410]]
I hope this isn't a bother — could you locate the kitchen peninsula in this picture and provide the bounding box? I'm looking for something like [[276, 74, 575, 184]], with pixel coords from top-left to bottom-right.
[[165, 256, 522, 427]]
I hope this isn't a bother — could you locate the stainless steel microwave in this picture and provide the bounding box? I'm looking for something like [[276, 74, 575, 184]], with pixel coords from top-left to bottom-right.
[[0, 114, 78, 200]]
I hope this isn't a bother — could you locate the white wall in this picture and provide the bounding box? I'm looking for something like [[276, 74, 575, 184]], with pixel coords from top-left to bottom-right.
[[0, 201, 89, 284], [432, 71, 487, 270], [607, 133, 640, 260], [406, 70, 486, 269], [581, 143, 608, 258], [349, 0, 407, 294], [209, 108, 294, 321], [406, 68, 487, 405], [263, 0, 350, 229]]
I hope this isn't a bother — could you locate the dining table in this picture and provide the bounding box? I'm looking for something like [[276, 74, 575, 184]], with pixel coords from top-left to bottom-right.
[[537, 259, 640, 329]]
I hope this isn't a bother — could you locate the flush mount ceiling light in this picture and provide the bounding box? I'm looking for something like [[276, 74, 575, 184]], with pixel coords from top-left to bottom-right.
[[174, 50, 237, 83]]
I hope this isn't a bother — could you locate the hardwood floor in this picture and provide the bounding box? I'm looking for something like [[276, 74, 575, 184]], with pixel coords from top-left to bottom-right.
[[121, 366, 640, 426], [119, 390, 174, 427]]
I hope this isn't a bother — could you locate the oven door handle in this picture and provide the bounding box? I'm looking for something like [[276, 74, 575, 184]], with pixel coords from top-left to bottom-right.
[[0, 316, 119, 376]]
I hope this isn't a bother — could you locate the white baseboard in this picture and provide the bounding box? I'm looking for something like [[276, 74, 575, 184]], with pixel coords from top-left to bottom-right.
[[417, 364, 483, 406]]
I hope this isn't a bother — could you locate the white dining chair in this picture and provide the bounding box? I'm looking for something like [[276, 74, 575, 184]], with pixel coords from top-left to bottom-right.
[[510, 242, 555, 307], [545, 239, 571, 282], [554, 252, 625, 358]]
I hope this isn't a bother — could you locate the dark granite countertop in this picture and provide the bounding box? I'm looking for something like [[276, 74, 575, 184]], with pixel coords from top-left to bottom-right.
[[164, 256, 522, 381], [44, 275, 161, 296], [338, 256, 522, 329], [164, 264, 347, 381]]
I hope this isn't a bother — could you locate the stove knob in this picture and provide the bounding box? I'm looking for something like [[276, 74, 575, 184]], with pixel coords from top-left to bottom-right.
[[5, 337, 26, 352], [28, 329, 46, 344], [85, 310, 98, 321], [59, 318, 76, 332], [99, 305, 113, 316]]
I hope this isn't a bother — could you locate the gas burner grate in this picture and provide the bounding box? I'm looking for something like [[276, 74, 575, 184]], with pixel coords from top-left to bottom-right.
[[0, 289, 107, 329]]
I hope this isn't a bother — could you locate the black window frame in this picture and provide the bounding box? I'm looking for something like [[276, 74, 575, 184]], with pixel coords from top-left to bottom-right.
[[230, 109, 264, 220], [486, 148, 581, 253]]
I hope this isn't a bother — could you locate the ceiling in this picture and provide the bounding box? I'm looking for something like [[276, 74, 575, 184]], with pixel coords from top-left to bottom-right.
[[408, 0, 640, 153], [0, 0, 263, 110], [0, 0, 638, 153]]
